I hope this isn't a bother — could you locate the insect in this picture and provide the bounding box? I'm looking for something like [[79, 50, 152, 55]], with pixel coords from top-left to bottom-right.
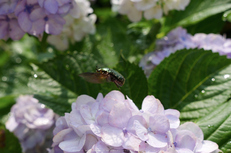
[[79, 67, 125, 88]]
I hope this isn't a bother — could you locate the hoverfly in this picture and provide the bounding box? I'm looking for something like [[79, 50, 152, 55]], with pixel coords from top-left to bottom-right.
[[79, 67, 125, 88]]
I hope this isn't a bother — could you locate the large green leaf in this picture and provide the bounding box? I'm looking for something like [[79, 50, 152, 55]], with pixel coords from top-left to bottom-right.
[[28, 68, 75, 115], [186, 13, 225, 35], [114, 56, 148, 108], [148, 49, 231, 151], [162, 0, 231, 33], [37, 52, 101, 98]]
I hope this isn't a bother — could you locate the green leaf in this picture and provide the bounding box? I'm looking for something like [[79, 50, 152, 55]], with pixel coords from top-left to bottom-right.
[[127, 20, 161, 53], [28, 69, 75, 115], [197, 101, 231, 152], [162, 0, 231, 32], [115, 56, 148, 108], [148, 49, 231, 151], [0, 96, 15, 120], [223, 9, 231, 22], [37, 52, 101, 97], [186, 13, 224, 35], [0, 127, 22, 153]]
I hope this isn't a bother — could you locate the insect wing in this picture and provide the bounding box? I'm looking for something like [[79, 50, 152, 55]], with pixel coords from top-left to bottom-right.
[[79, 72, 107, 84]]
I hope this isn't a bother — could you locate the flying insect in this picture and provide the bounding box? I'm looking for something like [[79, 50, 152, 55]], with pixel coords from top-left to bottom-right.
[[79, 67, 125, 88]]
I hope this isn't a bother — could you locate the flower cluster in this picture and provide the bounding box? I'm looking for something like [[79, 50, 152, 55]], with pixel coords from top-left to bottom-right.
[[0, 0, 73, 40], [47, 0, 97, 51], [6, 95, 57, 152], [111, 0, 190, 22], [139, 27, 231, 77], [0, 0, 96, 43], [49, 90, 218, 153]]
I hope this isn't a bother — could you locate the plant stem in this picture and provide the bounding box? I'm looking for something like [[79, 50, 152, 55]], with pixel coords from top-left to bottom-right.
[[41, 33, 49, 52]]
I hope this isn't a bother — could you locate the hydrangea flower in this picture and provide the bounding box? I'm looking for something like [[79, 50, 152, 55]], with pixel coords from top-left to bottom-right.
[[111, 0, 190, 22], [14, 0, 66, 36], [0, 0, 19, 15], [139, 27, 231, 77], [0, 0, 75, 40], [38, 0, 72, 15], [6, 95, 57, 152], [49, 90, 219, 152], [47, 0, 96, 51], [0, 14, 25, 40]]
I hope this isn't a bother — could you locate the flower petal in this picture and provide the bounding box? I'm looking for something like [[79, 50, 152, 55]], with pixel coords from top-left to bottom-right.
[[29, 18, 45, 36], [178, 122, 204, 141], [175, 130, 196, 150], [44, 0, 59, 14], [72, 95, 96, 111], [18, 12, 32, 32], [149, 115, 170, 133], [100, 90, 125, 112], [123, 133, 142, 151], [59, 133, 86, 152], [101, 125, 123, 147], [134, 120, 148, 141], [109, 102, 132, 129], [30, 8, 46, 21], [147, 132, 168, 148], [0, 20, 8, 39], [53, 128, 73, 146], [141, 95, 164, 115], [196, 140, 218, 152]]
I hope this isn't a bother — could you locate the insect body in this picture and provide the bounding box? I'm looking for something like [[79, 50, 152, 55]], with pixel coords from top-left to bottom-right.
[[79, 67, 125, 88]]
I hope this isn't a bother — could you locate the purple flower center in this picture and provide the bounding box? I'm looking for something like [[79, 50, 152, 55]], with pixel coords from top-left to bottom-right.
[[123, 149, 130, 153], [123, 128, 127, 136], [140, 109, 144, 113], [44, 16, 48, 21], [24, 4, 34, 14], [173, 142, 177, 147], [5, 16, 10, 22], [147, 127, 152, 132]]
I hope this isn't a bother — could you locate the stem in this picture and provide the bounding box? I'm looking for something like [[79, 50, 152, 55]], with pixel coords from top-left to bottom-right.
[[41, 33, 49, 52]]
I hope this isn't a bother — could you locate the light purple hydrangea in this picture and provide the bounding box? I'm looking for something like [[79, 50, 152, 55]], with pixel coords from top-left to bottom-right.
[[0, 14, 25, 40], [0, 0, 74, 40], [0, 0, 19, 15], [49, 90, 219, 153], [139, 27, 231, 77], [47, 0, 97, 51], [38, 0, 72, 15], [6, 95, 57, 152], [14, 0, 66, 36]]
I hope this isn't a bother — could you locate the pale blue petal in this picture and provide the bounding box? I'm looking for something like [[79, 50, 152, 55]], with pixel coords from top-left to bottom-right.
[[109, 102, 132, 129], [30, 8, 46, 21], [0, 20, 8, 39], [59, 133, 86, 152], [18, 12, 32, 32], [134, 120, 148, 141], [147, 132, 168, 148], [44, 0, 59, 14]]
